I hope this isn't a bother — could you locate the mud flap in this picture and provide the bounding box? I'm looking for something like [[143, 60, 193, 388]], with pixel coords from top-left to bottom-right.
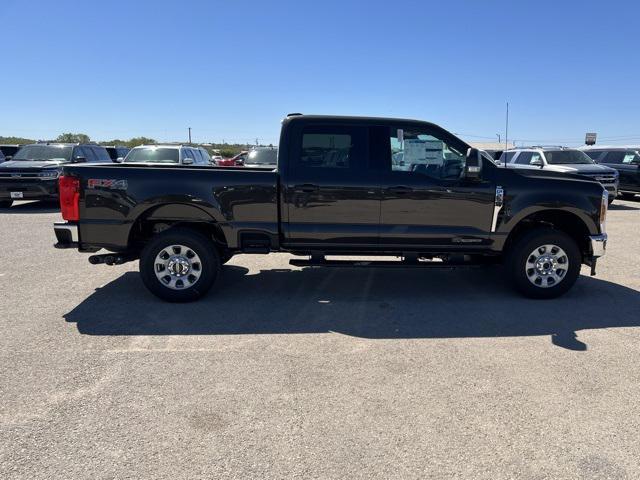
[[590, 258, 597, 276]]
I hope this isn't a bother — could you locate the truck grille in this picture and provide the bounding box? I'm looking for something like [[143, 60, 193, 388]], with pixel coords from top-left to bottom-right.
[[581, 173, 617, 186], [0, 171, 42, 179]]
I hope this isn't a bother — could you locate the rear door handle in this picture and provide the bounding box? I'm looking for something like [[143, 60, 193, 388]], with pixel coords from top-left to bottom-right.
[[294, 184, 319, 193], [387, 186, 413, 194]]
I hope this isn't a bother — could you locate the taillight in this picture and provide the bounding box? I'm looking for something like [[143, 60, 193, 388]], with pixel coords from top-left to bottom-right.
[[59, 175, 80, 221]]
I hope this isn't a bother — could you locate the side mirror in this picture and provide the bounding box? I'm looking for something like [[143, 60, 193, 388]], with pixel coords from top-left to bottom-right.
[[182, 157, 194, 165], [530, 158, 544, 167], [115, 157, 124, 163], [73, 156, 86, 163], [464, 148, 482, 180]]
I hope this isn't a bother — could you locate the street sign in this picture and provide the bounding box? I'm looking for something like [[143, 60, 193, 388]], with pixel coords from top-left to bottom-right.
[[585, 132, 597, 145]]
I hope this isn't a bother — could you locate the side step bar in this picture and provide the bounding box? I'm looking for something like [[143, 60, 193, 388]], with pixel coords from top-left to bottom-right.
[[88, 253, 138, 266], [289, 256, 478, 269]]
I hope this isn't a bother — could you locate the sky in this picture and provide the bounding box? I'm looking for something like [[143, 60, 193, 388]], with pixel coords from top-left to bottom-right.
[[2, 0, 639, 146]]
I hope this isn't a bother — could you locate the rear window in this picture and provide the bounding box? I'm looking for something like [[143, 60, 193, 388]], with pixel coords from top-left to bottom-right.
[[12, 145, 73, 162], [125, 147, 179, 163], [247, 148, 278, 165]]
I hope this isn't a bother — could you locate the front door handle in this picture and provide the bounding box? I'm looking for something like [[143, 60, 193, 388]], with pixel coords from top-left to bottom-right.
[[387, 186, 413, 194], [294, 184, 319, 193]]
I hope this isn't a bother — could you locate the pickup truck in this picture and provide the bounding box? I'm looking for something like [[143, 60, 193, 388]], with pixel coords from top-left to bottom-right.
[[53, 114, 609, 302]]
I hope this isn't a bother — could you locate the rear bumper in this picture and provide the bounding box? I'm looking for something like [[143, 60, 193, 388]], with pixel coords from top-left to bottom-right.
[[589, 234, 607, 258], [54, 222, 79, 249]]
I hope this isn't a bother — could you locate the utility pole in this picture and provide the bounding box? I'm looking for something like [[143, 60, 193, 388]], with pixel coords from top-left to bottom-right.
[[496, 133, 501, 143], [505, 102, 509, 151], [188, 127, 192, 144]]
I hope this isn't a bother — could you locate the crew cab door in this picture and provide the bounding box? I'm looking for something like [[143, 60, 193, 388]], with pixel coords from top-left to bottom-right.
[[282, 124, 381, 247], [376, 125, 495, 247]]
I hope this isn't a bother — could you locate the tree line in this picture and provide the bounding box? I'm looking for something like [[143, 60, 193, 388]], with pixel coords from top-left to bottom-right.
[[0, 133, 249, 157]]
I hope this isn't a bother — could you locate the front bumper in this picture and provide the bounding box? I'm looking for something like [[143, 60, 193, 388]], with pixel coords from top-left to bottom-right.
[[54, 222, 79, 249], [589, 234, 607, 258], [0, 179, 58, 200]]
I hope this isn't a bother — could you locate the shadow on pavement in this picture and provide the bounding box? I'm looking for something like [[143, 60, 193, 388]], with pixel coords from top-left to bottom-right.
[[609, 202, 640, 211], [64, 265, 640, 350], [1, 200, 59, 214]]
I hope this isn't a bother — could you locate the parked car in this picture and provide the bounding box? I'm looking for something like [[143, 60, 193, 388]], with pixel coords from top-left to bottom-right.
[[123, 145, 211, 166], [244, 146, 278, 168], [499, 146, 619, 203], [0, 144, 22, 161], [54, 114, 608, 302], [0, 142, 111, 208], [215, 151, 248, 167], [581, 146, 640, 199], [104, 146, 130, 163]]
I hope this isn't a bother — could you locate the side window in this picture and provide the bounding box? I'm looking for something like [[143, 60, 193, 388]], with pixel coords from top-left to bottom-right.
[[92, 146, 111, 162], [199, 149, 211, 164], [531, 152, 543, 164], [388, 127, 466, 180], [603, 151, 625, 164], [623, 152, 640, 164], [181, 148, 193, 163], [389, 129, 462, 179], [499, 151, 516, 163], [514, 152, 533, 165], [79, 146, 96, 162], [585, 151, 603, 162], [299, 130, 354, 169]]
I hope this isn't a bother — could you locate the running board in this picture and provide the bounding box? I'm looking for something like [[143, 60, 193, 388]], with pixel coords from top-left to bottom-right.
[[289, 258, 478, 268]]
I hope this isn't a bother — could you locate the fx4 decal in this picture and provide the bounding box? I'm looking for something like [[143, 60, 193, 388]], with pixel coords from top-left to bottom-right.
[[87, 179, 128, 190]]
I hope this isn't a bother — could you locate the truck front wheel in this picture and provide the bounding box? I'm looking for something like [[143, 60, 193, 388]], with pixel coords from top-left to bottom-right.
[[507, 228, 581, 299], [140, 228, 221, 302]]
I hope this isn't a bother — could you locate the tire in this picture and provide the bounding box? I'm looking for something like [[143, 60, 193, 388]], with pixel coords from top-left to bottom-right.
[[608, 197, 614, 206], [139, 227, 220, 302], [507, 228, 581, 299], [0, 200, 13, 209], [619, 192, 635, 200]]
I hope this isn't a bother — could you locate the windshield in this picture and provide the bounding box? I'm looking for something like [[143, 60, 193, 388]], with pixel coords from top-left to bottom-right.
[[125, 147, 179, 163], [545, 150, 594, 165], [12, 145, 72, 162], [247, 148, 277, 164]]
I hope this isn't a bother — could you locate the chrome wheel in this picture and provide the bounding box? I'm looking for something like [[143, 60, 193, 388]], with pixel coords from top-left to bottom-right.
[[525, 244, 569, 288], [153, 244, 202, 290]]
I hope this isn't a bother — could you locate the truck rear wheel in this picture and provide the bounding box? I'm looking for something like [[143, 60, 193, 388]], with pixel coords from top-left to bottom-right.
[[507, 228, 581, 299], [140, 228, 220, 302]]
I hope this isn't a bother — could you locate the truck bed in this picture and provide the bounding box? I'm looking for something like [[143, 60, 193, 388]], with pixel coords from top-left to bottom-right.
[[62, 163, 279, 251]]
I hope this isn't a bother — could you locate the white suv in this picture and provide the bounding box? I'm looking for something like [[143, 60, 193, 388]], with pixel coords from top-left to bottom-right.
[[499, 147, 619, 202], [123, 145, 212, 166]]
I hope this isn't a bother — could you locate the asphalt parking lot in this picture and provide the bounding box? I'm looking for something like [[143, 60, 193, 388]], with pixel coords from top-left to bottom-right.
[[1, 199, 639, 479]]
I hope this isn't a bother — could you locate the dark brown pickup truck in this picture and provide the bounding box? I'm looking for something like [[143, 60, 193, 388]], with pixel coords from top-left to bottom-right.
[[53, 114, 608, 302]]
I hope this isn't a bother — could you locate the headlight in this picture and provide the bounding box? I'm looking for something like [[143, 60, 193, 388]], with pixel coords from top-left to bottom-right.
[[38, 169, 61, 179], [600, 189, 608, 231]]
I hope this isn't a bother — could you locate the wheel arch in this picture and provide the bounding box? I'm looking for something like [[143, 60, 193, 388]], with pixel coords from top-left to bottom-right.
[[127, 203, 229, 251], [503, 209, 593, 260]]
